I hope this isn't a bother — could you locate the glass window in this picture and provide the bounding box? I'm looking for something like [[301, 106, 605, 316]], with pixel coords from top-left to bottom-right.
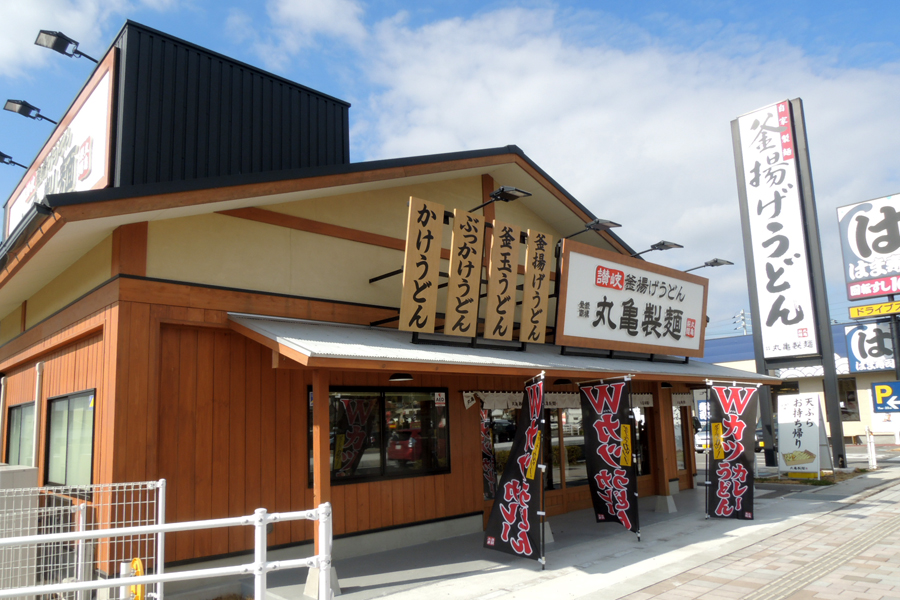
[[46, 392, 95, 487], [560, 408, 587, 487], [6, 403, 35, 466], [673, 406, 686, 471], [839, 378, 860, 422], [632, 407, 653, 476], [309, 388, 450, 484]]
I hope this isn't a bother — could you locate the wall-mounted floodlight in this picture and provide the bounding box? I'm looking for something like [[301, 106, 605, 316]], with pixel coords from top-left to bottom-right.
[[34, 30, 98, 63], [563, 218, 622, 240], [469, 186, 532, 212], [388, 373, 414, 382], [4, 100, 58, 124], [631, 240, 683, 258], [0, 151, 27, 168], [684, 258, 734, 273]]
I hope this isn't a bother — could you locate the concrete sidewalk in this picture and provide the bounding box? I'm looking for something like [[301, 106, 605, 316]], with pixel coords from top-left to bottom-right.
[[260, 457, 900, 600]]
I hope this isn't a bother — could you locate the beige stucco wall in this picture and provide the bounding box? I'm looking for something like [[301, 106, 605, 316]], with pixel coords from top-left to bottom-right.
[[25, 235, 112, 329], [147, 177, 571, 314], [0, 304, 23, 345]]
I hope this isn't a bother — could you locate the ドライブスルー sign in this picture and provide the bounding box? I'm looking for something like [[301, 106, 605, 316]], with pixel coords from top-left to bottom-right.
[[484, 380, 544, 559], [707, 384, 759, 519], [579, 380, 639, 533]]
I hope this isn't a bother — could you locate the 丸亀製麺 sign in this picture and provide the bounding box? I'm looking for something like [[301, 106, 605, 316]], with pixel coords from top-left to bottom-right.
[[556, 240, 707, 357], [838, 194, 900, 301], [519, 229, 553, 344], [484, 219, 522, 341], [445, 209, 484, 337], [733, 100, 819, 360], [6, 62, 114, 237], [399, 197, 444, 333]]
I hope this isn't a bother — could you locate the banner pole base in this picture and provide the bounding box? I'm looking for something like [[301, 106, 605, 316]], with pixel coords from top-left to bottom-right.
[[636, 530, 641, 542]]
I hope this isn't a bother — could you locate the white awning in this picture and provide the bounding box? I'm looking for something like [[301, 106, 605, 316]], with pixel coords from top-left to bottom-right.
[[227, 313, 778, 384]]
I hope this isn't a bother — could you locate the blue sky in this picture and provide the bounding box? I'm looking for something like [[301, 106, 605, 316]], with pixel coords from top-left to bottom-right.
[[2, 0, 899, 338]]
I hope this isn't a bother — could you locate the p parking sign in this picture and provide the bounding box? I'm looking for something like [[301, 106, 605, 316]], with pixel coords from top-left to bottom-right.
[[872, 381, 900, 413]]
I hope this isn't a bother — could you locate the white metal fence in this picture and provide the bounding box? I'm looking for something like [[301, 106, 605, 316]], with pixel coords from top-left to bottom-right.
[[0, 479, 333, 600], [0, 480, 163, 600]]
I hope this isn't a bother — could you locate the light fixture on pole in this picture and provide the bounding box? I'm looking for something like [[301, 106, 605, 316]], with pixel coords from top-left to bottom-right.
[[4, 100, 58, 124], [469, 186, 532, 212], [34, 30, 98, 63], [630, 240, 683, 258], [0, 151, 27, 169], [684, 258, 734, 273], [563, 218, 622, 240]]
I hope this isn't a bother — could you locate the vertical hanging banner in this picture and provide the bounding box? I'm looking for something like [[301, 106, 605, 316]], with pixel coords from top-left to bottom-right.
[[333, 397, 378, 478], [707, 384, 759, 519], [484, 379, 544, 560], [399, 197, 445, 333], [485, 220, 522, 341], [579, 380, 640, 534], [445, 210, 485, 337], [733, 101, 819, 360], [519, 230, 553, 344], [480, 409, 497, 499]]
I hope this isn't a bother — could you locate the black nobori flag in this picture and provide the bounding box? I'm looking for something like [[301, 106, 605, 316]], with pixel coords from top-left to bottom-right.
[[579, 381, 640, 533], [707, 384, 759, 520], [484, 380, 544, 559]]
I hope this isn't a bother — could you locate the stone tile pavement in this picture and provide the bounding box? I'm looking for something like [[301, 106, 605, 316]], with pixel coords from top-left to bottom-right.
[[620, 484, 900, 600]]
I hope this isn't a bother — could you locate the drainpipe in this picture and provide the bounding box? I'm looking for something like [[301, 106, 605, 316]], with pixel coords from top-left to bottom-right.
[[32, 363, 44, 468]]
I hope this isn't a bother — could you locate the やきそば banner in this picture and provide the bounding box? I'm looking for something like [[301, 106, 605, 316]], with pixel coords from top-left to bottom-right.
[[579, 380, 640, 533], [556, 240, 708, 357], [707, 384, 759, 519], [484, 380, 544, 560]]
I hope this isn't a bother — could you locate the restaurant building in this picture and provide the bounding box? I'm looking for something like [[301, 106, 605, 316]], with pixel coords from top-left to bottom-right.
[[0, 22, 773, 567]]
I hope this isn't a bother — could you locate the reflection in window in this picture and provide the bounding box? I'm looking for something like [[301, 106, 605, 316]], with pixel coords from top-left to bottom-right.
[[560, 408, 587, 487], [632, 407, 653, 476], [46, 392, 95, 487], [309, 388, 450, 484], [6, 403, 35, 466], [839, 378, 860, 422], [673, 406, 685, 471]]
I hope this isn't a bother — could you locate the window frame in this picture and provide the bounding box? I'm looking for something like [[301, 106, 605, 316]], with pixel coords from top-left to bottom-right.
[[308, 386, 451, 486], [43, 390, 96, 488], [5, 402, 35, 466]]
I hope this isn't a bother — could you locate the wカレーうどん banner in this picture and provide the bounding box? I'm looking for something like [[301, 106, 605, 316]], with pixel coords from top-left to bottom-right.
[[707, 384, 759, 520]]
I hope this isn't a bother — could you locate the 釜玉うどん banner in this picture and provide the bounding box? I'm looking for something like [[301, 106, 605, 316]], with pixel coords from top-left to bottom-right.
[[556, 240, 708, 357], [484, 380, 544, 560], [707, 384, 759, 520], [579, 380, 639, 533], [733, 100, 819, 360], [837, 194, 900, 301]]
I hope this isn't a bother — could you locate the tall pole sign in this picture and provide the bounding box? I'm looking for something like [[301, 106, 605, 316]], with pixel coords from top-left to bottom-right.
[[732, 99, 846, 468]]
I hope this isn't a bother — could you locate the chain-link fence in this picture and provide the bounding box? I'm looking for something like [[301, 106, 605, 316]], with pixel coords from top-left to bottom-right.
[[0, 481, 164, 600]]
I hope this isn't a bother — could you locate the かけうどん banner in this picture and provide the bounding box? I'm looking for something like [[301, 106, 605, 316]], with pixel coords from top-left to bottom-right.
[[707, 384, 759, 519], [484, 380, 544, 560], [579, 380, 640, 533]]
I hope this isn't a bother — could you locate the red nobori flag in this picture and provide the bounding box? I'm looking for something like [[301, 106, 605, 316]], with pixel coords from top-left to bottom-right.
[[483, 380, 544, 559], [707, 384, 759, 520], [579, 381, 640, 533]]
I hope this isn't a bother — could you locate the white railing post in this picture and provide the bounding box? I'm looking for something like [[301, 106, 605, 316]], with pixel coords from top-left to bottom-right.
[[75, 503, 88, 600], [318, 503, 332, 600], [157, 479, 166, 600], [866, 427, 877, 470], [253, 508, 268, 600]]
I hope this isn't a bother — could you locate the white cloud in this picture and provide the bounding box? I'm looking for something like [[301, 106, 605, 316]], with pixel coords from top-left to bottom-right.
[[353, 7, 900, 326]]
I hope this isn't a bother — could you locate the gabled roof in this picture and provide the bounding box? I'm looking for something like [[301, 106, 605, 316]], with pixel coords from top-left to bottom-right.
[[0, 146, 634, 318]]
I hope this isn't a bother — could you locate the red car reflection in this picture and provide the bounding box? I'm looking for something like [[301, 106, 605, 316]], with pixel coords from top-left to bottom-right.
[[388, 429, 422, 465]]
